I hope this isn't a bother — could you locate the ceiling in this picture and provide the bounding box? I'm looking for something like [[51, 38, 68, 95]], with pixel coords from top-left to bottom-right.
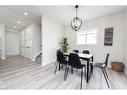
[[0, 6, 127, 32]]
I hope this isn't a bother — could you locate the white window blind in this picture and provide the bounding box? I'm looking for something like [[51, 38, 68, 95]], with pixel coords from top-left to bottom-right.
[[77, 29, 97, 45]]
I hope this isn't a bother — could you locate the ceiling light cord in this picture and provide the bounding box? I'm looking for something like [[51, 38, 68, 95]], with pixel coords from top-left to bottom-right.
[[75, 5, 78, 18]]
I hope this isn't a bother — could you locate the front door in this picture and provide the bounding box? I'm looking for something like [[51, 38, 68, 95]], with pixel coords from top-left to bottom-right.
[[20, 29, 32, 60], [24, 29, 32, 59]]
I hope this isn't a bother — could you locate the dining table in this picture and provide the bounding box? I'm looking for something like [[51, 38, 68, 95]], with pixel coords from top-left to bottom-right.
[[64, 53, 93, 83]]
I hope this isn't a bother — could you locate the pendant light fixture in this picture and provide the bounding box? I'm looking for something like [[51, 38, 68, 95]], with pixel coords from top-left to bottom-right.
[[71, 5, 82, 31]]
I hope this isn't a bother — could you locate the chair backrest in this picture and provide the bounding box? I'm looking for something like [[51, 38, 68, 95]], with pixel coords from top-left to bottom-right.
[[73, 50, 79, 53], [57, 50, 65, 64], [82, 50, 90, 54], [68, 53, 81, 68], [104, 53, 110, 67], [57, 49, 61, 54]]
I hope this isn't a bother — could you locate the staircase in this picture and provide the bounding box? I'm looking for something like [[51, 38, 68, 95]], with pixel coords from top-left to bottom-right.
[[35, 53, 42, 64]]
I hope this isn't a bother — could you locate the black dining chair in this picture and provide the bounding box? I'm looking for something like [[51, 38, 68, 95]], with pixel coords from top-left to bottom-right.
[[54, 50, 68, 74], [64, 53, 86, 89], [73, 50, 79, 53], [72, 49, 79, 73], [90, 53, 110, 88], [82, 50, 90, 54]]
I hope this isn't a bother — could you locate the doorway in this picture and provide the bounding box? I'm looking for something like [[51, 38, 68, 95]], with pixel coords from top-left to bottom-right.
[[20, 29, 32, 60]]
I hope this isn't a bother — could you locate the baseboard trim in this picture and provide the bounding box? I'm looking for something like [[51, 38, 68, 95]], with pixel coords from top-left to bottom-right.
[[5, 54, 19, 59], [41, 58, 55, 66], [1, 56, 5, 60], [6, 53, 19, 55]]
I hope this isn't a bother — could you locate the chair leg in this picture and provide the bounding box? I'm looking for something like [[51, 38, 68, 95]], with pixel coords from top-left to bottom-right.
[[62, 64, 64, 70], [71, 67, 73, 74], [90, 65, 93, 73], [80, 68, 83, 89], [103, 68, 109, 79], [54, 60, 57, 66], [84, 66, 86, 79], [58, 62, 61, 71], [54, 61, 58, 74], [64, 65, 67, 80], [101, 68, 110, 88], [65, 65, 69, 81]]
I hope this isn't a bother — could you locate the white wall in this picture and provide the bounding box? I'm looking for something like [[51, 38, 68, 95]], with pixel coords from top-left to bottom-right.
[[5, 31, 20, 55], [65, 11, 125, 67], [31, 23, 41, 61], [0, 24, 5, 59], [124, 10, 127, 74], [42, 16, 64, 65]]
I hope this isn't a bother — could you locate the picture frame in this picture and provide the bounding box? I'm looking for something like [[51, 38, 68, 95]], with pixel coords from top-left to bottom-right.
[[104, 27, 113, 46]]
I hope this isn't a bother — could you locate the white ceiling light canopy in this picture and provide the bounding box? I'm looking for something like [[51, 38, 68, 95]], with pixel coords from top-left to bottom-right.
[[24, 12, 28, 16]]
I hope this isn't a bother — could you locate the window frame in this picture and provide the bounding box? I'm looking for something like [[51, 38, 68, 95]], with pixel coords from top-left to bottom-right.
[[76, 28, 98, 46]]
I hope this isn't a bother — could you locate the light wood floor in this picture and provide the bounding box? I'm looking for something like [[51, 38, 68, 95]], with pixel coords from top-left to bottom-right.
[[0, 55, 127, 89]]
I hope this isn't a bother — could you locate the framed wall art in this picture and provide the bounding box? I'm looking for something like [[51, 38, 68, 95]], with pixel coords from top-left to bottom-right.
[[104, 27, 113, 46]]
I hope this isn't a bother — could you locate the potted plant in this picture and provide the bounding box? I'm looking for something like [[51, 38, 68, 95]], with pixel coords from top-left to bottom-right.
[[60, 37, 70, 53]]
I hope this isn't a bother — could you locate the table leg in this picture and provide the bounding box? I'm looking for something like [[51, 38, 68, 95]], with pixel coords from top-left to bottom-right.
[[91, 56, 93, 73], [86, 59, 89, 83]]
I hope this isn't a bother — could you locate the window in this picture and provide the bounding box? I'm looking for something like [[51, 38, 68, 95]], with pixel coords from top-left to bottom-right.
[[77, 29, 97, 45]]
